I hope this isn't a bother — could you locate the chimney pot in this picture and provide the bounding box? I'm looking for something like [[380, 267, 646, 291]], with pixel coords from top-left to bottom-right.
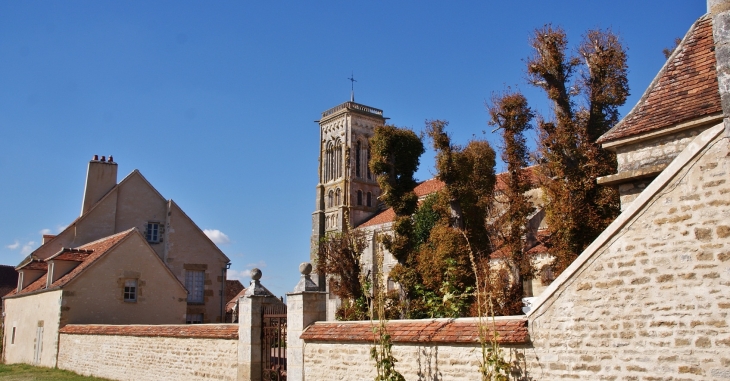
[[100, 156, 106, 162], [93, 155, 98, 161], [108, 155, 114, 163]]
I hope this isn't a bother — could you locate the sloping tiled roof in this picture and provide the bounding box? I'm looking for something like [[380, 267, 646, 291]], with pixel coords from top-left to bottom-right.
[[413, 178, 445, 197], [16, 260, 48, 271], [358, 179, 445, 228], [48, 249, 94, 262], [60, 324, 238, 339], [300, 318, 528, 344], [7, 229, 133, 297], [226, 280, 244, 302], [358, 208, 396, 228], [225, 283, 247, 312], [495, 166, 538, 192], [598, 15, 722, 144], [358, 167, 539, 229]]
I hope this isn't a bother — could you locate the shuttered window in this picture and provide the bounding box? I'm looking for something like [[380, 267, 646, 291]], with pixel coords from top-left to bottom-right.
[[186, 270, 205, 303]]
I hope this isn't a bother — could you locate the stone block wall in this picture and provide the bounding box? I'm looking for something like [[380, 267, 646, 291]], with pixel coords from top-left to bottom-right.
[[613, 126, 708, 174], [299, 318, 528, 381], [57, 324, 238, 381], [526, 126, 730, 379], [302, 342, 530, 381]]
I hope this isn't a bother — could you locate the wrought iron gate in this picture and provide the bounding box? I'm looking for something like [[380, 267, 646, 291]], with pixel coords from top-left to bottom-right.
[[262, 304, 287, 381]]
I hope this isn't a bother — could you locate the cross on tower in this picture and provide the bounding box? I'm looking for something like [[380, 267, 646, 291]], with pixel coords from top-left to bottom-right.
[[348, 72, 357, 102]]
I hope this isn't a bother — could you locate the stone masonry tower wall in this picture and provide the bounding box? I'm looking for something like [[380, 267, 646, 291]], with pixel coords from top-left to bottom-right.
[[310, 101, 385, 289]]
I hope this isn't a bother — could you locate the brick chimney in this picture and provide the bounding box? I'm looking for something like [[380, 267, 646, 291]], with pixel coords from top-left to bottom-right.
[[80, 155, 118, 216], [710, 0, 730, 134]]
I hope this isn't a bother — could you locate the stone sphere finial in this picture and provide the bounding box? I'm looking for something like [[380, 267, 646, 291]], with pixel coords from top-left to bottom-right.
[[299, 262, 313, 276], [250, 268, 262, 281]]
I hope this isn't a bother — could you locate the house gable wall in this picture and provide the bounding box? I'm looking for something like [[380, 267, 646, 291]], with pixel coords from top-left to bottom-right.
[[526, 127, 730, 379], [113, 172, 168, 259], [61, 233, 186, 325], [167, 201, 229, 323], [2, 290, 63, 367]]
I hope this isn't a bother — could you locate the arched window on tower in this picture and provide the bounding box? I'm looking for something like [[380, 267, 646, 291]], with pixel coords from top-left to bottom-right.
[[366, 192, 372, 207], [325, 141, 334, 182], [357, 190, 363, 206], [355, 141, 361, 178], [327, 190, 334, 208], [366, 146, 372, 180], [335, 188, 341, 206], [335, 139, 342, 179]]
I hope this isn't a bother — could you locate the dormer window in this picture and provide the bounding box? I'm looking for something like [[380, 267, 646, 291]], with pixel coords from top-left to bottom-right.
[[146, 222, 161, 243]]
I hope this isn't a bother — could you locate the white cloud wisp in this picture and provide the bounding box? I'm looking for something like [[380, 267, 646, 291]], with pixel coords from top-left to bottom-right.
[[203, 229, 231, 245]]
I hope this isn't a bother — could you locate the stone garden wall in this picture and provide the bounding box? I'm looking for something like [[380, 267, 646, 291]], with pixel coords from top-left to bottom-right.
[[57, 324, 238, 381]]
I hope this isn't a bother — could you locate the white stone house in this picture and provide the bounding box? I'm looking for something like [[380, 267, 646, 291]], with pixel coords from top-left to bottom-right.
[[3, 229, 188, 367], [12, 155, 232, 324]]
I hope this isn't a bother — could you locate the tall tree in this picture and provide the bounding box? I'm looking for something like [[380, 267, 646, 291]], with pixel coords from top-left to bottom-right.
[[426, 119, 496, 253], [316, 230, 369, 320], [487, 91, 535, 298], [369, 125, 425, 264], [527, 26, 628, 275]]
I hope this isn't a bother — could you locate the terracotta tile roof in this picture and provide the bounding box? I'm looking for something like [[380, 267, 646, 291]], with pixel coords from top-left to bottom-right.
[[358, 179, 445, 228], [358, 168, 539, 228], [598, 16, 722, 144], [48, 248, 94, 262], [495, 166, 538, 192], [6, 229, 133, 297], [526, 242, 548, 256], [60, 324, 238, 339], [413, 178, 445, 197], [300, 318, 528, 344], [489, 229, 548, 259], [17, 260, 48, 271], [226, 286, 248, 312], [226, 280, 244, 303], [358, 208, 396, 228], [12, 273, 48, 295]]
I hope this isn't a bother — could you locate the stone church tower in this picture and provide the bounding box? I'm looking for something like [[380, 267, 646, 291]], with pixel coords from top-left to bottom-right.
[[311, 100, 385, 289]]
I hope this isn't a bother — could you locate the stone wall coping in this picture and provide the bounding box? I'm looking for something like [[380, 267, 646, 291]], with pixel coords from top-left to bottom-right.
[[528, 122, 725, 319], [59, 324, 239, 339], [300, 318, 528, 344]]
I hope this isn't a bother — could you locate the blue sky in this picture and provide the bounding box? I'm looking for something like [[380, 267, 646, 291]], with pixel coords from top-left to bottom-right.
[[0, 1, 705, 297]]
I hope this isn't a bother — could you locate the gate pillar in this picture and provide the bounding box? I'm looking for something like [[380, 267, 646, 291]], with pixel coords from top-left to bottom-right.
[[286, 263, 327, 381], [238, 269, 267, 381]]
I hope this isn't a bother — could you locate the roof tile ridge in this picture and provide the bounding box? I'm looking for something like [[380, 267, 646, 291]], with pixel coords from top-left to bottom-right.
[[52, 229, 138, 289], [597, 14, 710, 144], [76, 228, 136, 249]]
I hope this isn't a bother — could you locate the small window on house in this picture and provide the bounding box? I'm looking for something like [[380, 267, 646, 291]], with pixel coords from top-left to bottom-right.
[[357, 190, 363, 206], [146, 222, 160, 243], [186, 270, 205, 303], [387, 277, 397, 292], [366, 192, 372, 207], [11, 327, 16, 344], [186, 313, 203, 324], [123, 279, 137, 302]]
